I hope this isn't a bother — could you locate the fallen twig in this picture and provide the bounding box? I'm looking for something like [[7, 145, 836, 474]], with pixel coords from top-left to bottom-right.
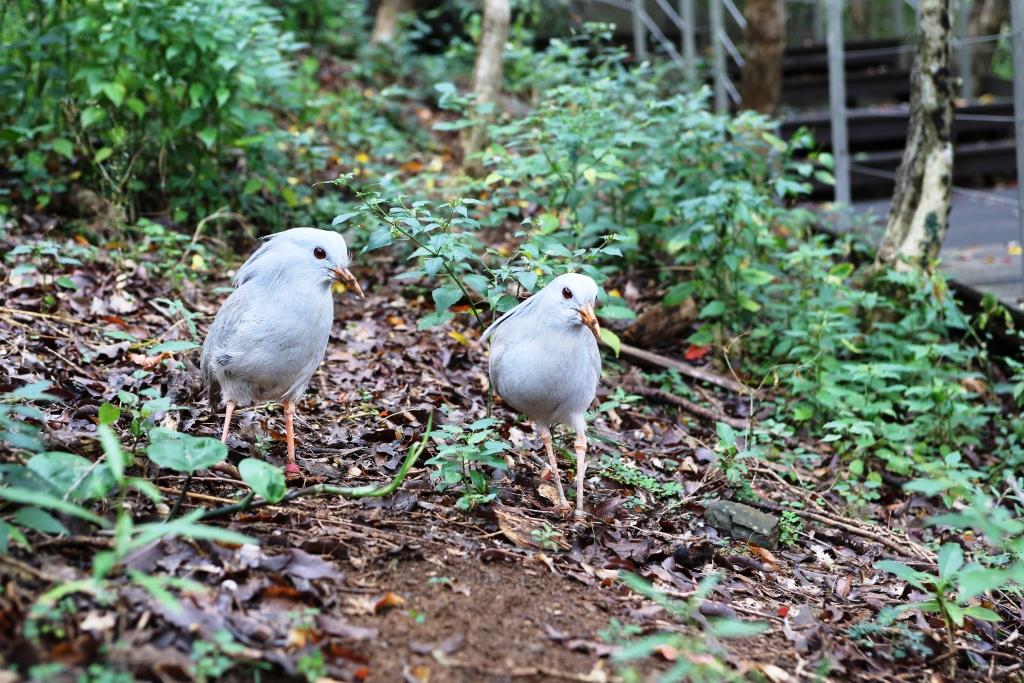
[[623, 382, 748, 430], [199, 417, 430, 522], [746, 499, 933, 562], [619, 343, 753, 396]]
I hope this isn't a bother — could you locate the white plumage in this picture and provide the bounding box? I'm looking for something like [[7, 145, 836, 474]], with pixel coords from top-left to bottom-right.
[[483, 273, 602, 517], [201, 227, 362, 475]]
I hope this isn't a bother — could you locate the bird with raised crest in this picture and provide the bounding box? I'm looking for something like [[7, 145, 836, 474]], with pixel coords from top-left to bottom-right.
[[200, 227, 363, 476], [482, 273, 602, 518]]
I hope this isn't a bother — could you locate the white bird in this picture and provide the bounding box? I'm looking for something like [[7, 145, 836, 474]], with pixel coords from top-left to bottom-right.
[[482, 273, 602, 518], [200, 228, 363, 475]]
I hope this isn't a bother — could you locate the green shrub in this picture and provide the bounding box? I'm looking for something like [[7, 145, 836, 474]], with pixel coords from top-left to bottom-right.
[[0, 0, 303, 220]]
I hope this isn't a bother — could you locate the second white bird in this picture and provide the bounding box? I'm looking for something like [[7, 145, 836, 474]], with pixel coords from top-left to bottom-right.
[[482, 272, 602, 518]]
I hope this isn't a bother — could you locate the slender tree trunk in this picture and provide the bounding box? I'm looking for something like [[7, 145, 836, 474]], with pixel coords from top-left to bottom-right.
[[370, 0, 413, 46], [740, 0, 785, 113], [969, 0, 1009, 94], [460, 0, 510, 176], [877, 0, 954, 272]]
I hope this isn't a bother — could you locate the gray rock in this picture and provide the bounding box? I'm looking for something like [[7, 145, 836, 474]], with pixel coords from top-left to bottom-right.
[[704, 500, 780, 550]]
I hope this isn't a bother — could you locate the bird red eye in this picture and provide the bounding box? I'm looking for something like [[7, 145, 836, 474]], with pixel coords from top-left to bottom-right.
[[313, 247, 326, 260], [562, 287, 572, 300]]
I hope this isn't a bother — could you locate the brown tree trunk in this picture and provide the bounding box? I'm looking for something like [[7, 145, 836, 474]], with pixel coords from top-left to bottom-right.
[[740, 0, 785, 114], [460, 0, 510, 176], [877, 0, 954, 272], [370, 0, 413, 46], [969, 0, 1009, 94]]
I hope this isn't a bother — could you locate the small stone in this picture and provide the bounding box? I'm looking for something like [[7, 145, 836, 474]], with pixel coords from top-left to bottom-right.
[[703, 500, 780, 550]]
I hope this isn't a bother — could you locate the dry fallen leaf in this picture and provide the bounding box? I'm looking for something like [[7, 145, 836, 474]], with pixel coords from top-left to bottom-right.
[[374, 591, 406, 614], [749, 544, 781, 571]]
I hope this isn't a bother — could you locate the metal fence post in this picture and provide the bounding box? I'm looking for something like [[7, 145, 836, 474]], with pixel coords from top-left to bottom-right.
[[1012, 0, 1024, 296], [680, 0, 697, 84], [827, 0, 851, 226], [710, 0, 727, 113], [957, 0, 973, 100], [633, 0, 648, 60]]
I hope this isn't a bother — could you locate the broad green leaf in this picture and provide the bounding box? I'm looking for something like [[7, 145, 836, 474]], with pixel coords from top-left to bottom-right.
[[10, 381, 57, 401], [148, 340, 199, 355], [365, 228, 393, 251], [98, 403, 121, 426], [961, 605, 1001, 622], [0, 521, 30, 554], [904, 478, 952, 496], [699, 300, 726, 319], [599, 328, 621, 357], [98, 425, 127, 484], [740, 268, 774, 286], [332, 212, 359, 225], [81, 106, 105, 129], [131, 512, 254, 548], [708, 617, 769, 637], [957, 567, 1007, 601], [101, 82, 126, 107], [874, 560, 930, 590], [14, 507, 68, 535], [537, 213, 560, 234], [0, 487, 108, 527], [239, 458, 286, 503], [828, 263, 854, 280], [127, 569, 181, 612], [127, 477, 164, 505], [716, 422, 736, 449], [937, 543, 964, 580], [51, 138, 74, 159], [417, 310, 454, 330], [147, 429, 227, 474], [27, 451, 115, 501], [198, 127, 217, 149], [94, 147, 113, 164], [598, 305, 636, 321], [944, 601, 965, 627], [125, 97, 146, 118], [432, 286, 463, 313]]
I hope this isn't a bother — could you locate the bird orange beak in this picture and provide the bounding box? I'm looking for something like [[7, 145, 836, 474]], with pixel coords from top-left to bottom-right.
[[333, 267, 364, 298], [578, 305, 601, 340]]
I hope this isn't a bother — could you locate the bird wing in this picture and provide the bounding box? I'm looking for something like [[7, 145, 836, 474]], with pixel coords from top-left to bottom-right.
[[232, 234, 276, 287], [481, 294, 540, 342]]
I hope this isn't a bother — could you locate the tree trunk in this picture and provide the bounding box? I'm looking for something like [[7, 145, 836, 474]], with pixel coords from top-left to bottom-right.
[[969, 0, 1009, 95], [739, 0, 785, 114], [460, 0, 510, 176], [370, 0, 413, 46], [876, 0, 954, 272]]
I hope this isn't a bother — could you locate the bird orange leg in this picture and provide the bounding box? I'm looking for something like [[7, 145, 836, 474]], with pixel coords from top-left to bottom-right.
[[212, 401, 240, 477], [220, 401, 236, 443], [574, 433, 588, 519], [539, 426, 569, 512], [283, 400, 300, 476]]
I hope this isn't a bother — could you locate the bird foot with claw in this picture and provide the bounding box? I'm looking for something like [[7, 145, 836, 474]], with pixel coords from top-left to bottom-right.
[[284, 462, 301, 477]]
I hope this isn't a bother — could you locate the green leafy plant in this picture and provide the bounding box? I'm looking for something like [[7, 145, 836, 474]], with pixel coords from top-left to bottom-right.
[[610, 572, 766, 682], [875, 544, 1002, 675], [425, 417, 510, 510]]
